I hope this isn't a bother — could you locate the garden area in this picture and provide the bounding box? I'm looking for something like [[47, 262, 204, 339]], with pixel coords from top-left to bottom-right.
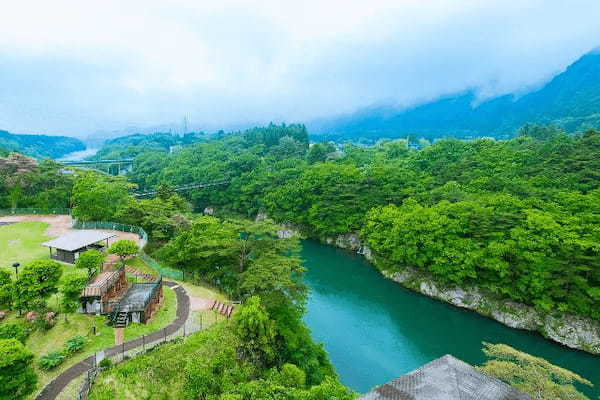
[[0, 221, 188, 399]]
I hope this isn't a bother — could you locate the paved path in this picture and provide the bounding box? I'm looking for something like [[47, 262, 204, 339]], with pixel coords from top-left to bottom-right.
[[35, 281, 190, 400]]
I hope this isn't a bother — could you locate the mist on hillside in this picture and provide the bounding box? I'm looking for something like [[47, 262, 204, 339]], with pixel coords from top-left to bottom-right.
[[1, 1, 600, 137]]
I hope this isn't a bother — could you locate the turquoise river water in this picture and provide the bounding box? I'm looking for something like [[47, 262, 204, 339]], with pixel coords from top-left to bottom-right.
[[301, 240, 600, 397]]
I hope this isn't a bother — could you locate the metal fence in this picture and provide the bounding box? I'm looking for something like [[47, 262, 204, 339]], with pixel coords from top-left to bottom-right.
[[138, 253, 184, 281], [76, 318, 208, 400], [0, 208, 71, 216], [72, 220, 148, 247]]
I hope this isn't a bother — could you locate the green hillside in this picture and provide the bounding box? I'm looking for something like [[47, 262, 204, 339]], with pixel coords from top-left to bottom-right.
[[0, 130, 85, 159], [311, 52, 600, 141]]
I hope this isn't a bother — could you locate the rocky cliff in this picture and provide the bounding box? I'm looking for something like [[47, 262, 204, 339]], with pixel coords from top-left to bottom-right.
[[325, 232, 600, 355]]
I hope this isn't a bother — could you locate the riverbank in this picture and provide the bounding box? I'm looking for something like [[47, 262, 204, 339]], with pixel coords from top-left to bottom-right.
[[323, 232, 600, 355]]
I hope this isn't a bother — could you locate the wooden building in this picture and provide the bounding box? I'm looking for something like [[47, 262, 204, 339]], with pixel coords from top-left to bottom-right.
[[42, 230, 116, 264], [80, 266, 128, 314], [359, 355, 530, 400]]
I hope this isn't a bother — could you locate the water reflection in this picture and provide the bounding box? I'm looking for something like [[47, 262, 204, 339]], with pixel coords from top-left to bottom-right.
[[301, 240, 600, 396]]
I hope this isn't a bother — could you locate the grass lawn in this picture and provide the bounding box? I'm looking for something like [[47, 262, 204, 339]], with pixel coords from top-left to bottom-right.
[[177, 280, 227, 301], [125, 257, 159, 277], [0, 221, 51, 276]]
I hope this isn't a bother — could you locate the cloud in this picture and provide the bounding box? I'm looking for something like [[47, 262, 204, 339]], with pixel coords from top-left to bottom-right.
[[1, 0, 600, 136]]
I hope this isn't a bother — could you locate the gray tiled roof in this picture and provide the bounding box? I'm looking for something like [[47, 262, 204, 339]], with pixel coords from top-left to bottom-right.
[[359, 355, 531, 400], [42, 230, 116, 252]]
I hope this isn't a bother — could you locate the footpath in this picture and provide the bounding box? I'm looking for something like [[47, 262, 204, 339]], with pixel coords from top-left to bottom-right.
[[35, 281, 190, 400]]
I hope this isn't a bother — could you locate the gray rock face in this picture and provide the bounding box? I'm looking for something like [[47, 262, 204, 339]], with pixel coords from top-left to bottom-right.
[[325, 233, 362, 250], [391, 267, 600, 354], [277, 224, 299, 239]]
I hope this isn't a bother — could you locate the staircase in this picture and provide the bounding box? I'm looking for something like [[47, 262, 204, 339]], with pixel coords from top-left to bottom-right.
[[210, 300, 234, 318], [114, 311, 128, 328]]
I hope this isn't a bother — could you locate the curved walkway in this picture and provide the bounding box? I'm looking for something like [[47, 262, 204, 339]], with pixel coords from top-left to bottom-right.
[[35, 281, 190, 400]]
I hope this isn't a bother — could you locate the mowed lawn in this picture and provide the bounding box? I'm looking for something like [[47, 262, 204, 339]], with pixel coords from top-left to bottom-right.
[[0, 221, 51, 276]]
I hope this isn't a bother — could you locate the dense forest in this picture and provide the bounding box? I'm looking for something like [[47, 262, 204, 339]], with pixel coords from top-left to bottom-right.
[[1, 122, 598, 399], [0, 130, 85, 159], [2, 122, 599, 323], [310, 52, 600, 142]]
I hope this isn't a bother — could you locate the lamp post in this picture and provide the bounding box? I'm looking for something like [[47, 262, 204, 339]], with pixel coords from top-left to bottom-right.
[[12, 262, 20, 315], [12, 262, 20, 279]]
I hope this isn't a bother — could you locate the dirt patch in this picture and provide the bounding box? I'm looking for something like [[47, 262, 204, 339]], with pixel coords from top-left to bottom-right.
[[0, 214, 142, 245], [189, 297, 215, 311]]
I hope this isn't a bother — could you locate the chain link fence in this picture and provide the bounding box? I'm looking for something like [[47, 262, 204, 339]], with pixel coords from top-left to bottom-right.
[[76, 318, 206, 400], [0, 208, 71, 216], [138, 253, 184, 280], [72, 220, 148, 248]]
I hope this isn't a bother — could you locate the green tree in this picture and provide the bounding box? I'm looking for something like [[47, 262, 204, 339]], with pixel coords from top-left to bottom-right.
[[75, 249, 105, 277], [60, 275, 89, 320], [306, 142, 336, 164], [0, 270, 12, 309], [233, 296, 275, 368], [479, 343, 593, 400], [0, 338, 37, 400], [71, 173, 130, 221], [13, 260, 62, 313], [109, 240, 139, 263]]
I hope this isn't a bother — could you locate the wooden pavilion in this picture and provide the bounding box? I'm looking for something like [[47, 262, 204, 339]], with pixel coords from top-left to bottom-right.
[[42, 230, 116, 264]]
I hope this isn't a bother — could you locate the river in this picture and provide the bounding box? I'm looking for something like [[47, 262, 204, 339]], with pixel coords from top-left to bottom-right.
[[301, 240, 600, 397]]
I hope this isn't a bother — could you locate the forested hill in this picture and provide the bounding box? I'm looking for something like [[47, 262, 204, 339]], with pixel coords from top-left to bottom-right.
[[4, 123, 600, 330], [90, 131, 211, 160], [0, 130, 85, 159], [310, 52, 600, 142]]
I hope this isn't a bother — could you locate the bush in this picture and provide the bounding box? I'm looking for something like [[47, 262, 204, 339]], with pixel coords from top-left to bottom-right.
[[38, 351, 66, 370], [0, 323, 30, 343], [64, 335, 87, 355], [32, 314, 55, 331], [0, 338, 37, 399], [98, 358, 112, 369]]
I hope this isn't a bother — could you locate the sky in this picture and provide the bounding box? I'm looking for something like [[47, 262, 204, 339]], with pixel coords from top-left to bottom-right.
[[1, 0, 600, 137]]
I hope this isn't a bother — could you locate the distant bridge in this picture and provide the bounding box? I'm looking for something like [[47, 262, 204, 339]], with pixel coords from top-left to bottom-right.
[[59, 159, 134, 176], [133, 181, 230, 198]]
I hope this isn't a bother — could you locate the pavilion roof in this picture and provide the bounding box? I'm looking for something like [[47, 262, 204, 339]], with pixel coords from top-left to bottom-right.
[[359, 355, 530, 400], [42, 230, 116, 252]]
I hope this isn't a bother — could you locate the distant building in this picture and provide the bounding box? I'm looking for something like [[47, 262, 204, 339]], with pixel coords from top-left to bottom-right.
[[359, 355, 530, 400], [42, 230, 116, 264], [169, 145, 183, 153]]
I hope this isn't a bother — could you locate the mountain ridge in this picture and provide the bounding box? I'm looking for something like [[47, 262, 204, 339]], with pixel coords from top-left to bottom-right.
[[0, 130, 85, 159], [309, 52, 600, 141]]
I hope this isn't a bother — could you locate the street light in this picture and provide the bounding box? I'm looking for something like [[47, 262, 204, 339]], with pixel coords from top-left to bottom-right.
[[12, 262, 20, 316], [12, 262, 20, 279]]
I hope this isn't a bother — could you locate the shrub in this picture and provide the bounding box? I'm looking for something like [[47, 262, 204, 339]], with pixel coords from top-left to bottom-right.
[[0, 339, 37, 399], [64, 335, 87, 355], [98, 357, 112, 369], [38, 351, 66, 370], [0, 323, 30, 343], [32, 314, 55, 331]]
